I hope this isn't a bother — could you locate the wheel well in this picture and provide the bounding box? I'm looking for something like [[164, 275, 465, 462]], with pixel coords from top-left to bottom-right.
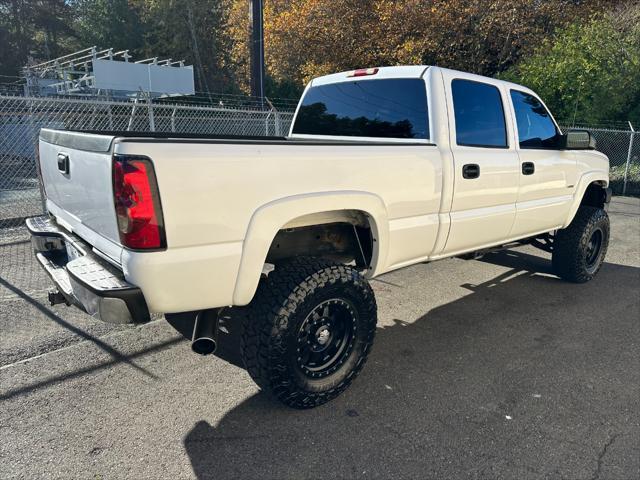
[[266, 213, 374, 269], [581, 181, 608, 209]]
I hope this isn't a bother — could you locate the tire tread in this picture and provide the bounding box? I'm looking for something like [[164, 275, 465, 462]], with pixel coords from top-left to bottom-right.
[[552, 206, 609, 283], [241, 256, 376, 409]]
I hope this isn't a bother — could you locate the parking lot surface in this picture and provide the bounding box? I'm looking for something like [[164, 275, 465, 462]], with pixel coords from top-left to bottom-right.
[[1, 197, 639, 479]]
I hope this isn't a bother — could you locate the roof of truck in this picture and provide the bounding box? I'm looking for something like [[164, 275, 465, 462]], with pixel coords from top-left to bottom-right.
[[310, 65, 430, 86], [309, 65, 536, 97]]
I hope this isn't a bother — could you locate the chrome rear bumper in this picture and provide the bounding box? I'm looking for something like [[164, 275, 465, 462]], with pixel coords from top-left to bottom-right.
[[26, 216, 150, 324]]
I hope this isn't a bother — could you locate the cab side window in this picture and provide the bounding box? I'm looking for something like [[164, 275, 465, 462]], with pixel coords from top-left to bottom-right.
[[510, 90, 561, 149], [452, 79, 508, 148]]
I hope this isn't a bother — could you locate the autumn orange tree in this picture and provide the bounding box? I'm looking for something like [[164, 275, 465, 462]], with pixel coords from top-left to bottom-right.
[[1, 0, 623, 104], [223, 0, 611, 97]]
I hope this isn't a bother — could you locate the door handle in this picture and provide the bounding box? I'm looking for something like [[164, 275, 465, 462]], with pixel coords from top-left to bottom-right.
[[57, 153, 69, 174], [522, 162, 535, 175], [462, 164, 480, 179]]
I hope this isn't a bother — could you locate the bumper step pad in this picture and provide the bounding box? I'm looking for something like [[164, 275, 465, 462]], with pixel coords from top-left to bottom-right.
[[26, 216, 150, 324]]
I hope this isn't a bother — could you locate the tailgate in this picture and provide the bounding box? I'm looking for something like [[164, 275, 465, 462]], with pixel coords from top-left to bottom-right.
[[38, 129, 122, 260]]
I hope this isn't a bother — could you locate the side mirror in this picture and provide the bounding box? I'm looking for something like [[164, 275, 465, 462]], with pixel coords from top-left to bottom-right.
[[563, 130, 596, 150]]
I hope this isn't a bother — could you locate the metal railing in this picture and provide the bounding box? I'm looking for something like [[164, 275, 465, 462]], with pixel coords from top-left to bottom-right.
[[0, 95, 295, 228]]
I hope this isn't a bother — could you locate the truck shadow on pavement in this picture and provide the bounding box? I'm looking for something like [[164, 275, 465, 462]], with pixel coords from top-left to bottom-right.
[[182, 250, 639, 479], [0, 275, 162, 381]]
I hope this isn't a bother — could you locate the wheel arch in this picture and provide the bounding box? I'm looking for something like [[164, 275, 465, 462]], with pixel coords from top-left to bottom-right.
[[562, 172, 610, 228], [232, 191, 389, 305]]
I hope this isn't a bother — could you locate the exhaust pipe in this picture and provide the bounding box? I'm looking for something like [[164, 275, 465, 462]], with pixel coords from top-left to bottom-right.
[[191, 310, 219, 355]]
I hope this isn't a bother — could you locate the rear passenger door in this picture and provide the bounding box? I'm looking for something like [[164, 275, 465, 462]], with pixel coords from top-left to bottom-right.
[[507, 90, 577, 237], [442, 76, 520, 254]]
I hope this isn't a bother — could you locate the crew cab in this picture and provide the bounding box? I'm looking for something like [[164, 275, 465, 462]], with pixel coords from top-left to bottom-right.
[[28, 66, 611, 408]]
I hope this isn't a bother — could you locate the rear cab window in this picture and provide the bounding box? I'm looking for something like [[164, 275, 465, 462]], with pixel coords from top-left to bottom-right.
[[292, 78, 429, 140], [451, 79, 508, 148]]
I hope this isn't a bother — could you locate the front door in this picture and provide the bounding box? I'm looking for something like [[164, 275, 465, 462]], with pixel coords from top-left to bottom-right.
[[507, 89, 577, 237]]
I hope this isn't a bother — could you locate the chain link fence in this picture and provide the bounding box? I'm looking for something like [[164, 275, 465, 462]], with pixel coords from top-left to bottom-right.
[[0, 95, 295, 296], [0, 94, 637, 299], [1, 95, 637, 231], [0, 94, 295, 228], [560, 125, 638, 196]]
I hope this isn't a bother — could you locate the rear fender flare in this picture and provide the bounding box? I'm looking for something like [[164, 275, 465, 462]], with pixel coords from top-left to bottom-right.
[[232, 191, 389, 305]]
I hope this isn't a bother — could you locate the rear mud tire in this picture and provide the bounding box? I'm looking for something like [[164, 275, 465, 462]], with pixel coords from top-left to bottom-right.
[[241, 257, 377, 409]]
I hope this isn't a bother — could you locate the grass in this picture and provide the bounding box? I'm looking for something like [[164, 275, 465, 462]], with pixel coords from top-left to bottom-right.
[[610, 163, 640, 196]]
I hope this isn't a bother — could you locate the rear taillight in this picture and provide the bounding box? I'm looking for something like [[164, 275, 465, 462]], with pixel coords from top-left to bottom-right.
[[112, 155, 166, 250]]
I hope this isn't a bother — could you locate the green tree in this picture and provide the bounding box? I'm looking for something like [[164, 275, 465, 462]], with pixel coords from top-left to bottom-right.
[[0, 0, 75, 77], [71, 0, 144, 53], [223, 0, 611, 96], [502, 4, 640, 125], [132, 0, 234, 94]]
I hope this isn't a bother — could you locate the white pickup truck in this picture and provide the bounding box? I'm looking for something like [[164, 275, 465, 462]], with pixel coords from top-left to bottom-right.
[[28, 66, 611, 408]]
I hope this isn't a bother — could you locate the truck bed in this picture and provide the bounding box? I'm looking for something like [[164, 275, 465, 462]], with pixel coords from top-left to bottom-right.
[[37, 127, 441, 313]]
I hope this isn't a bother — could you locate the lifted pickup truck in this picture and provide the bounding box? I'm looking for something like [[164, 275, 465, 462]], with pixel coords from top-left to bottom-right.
[[28, 66, 611, 408]]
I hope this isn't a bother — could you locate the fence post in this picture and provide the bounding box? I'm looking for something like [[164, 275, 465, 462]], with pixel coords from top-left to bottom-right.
[[623, 122, 636, 196], [29, 97, 47, 214], [264, 97, 277, 136], [127, 98, 137, 131], [147, 95, 156, 132], [264, 110, 272, 136], [171, 108, 176, 133], [274, 111, 282, 136]]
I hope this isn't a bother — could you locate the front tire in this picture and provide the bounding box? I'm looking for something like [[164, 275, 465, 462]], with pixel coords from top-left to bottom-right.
[[241, 257, 377, 409], [552, 206, 610, 283]]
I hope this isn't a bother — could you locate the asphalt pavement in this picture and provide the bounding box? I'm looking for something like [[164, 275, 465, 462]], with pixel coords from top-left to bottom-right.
[[1, 197, 639, 479]]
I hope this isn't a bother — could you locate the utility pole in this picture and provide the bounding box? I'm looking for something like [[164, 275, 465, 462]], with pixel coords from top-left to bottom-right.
[[249, 0, 265, 107], [186, 2, 212, 102]]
